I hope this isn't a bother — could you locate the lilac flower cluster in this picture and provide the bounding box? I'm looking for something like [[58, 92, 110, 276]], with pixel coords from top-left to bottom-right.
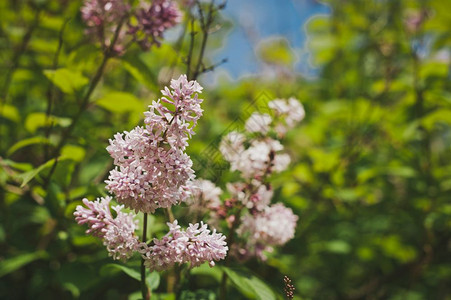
[[192, 97, 304, 260], [81, 0, 130, 52], [140, 221, 228, 271], [74, 197, 139, 260], [106, 75, 203, 213], [218, 98, 304, 181], [236, 203, 298, 260], [75, 75, 228, 271], [220, 134, 290, 180], [128, 0, 182, 50], [268, 98, 305, 136], [81, 0, 181, 52]]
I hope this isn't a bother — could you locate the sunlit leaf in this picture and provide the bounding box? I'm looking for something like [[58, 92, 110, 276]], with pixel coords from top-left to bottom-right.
[[0, 104, 20, 122], [257, 37, 296, 67], [24, 112, 71, 133], [43, 68, 89, 94], [222, 267, 276, 300], [7, 136, 50, 156], [61, 144, 86, 162], [96, 92, 144, 113]]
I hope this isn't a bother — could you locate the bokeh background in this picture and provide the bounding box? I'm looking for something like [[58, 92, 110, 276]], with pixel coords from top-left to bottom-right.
[[1, 0, 451, 299]]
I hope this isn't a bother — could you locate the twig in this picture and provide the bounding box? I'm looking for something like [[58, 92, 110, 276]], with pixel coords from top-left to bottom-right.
[[199, 58, 227, 75], [141, 213, 150, 300], [186, 17, 196, 79], [192, 0, 215, 80], [43, 19, 125, 186]]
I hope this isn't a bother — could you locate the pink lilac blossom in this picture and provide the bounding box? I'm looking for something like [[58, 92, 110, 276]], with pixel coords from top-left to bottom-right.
[[128, 0, 182, 50], [268, 98, 305, 136], [272, 153, 291, 172], [74, 197, 139, 260], [81, 0, 130, 51], [139, 221, 228, 271], [226, 182, 272, 211], [188, 179, 222, 214], [219, 131, 245, 163], [236, 203, 298, 260], [225, 138, 287, 179], [105, 75, 203, 213], [220, 100, 303, 179], [245, 112, 272, 134]]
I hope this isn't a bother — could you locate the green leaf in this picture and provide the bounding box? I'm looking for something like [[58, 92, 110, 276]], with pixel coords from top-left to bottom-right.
[[0, 251, 47, 278], [146, 271, 160, 290], [191, 262, 222, 282], [0, 159, 33, 172], [180, 290, 216, 300], [24, 112, 71, 133], [43, 68, 89, 94], [61, 144, 86, 162], [96, 92, 144, 113], [0, 104, 20, 122], [100, 264, 160, 291], [120, 55, 157, 89], [100, 263, 140, 281], [222, 267, 276, 300], [57, 262, 100, 292], [7, 136, 50, 156], [257, 37, 296, 67], [17, 157, 68, 187], [421, 109, 451, 130], [326, 240, 351, 254], [384, 166, 417, 178]]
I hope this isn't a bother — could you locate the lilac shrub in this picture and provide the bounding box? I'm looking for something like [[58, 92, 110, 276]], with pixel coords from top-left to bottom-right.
[[74, 73, 302, 296]]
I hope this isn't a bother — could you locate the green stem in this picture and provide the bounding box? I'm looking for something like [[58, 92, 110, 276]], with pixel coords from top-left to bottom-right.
[[219, 206, 243, 300], [141, 213, 149, 300]]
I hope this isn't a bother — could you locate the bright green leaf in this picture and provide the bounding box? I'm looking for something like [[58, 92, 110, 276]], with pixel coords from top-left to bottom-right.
[[43, 68, 89, 94], [0, 104, 20, 122], [96, 92, 144, 113], [7, 136, 50, 156], [24, 112, 71, 133], [222, 267, 276, 300], [61, 144, 86, 162]]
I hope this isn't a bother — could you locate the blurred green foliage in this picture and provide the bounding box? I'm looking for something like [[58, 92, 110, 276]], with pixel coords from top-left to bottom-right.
[[1, 0, 451, 299]]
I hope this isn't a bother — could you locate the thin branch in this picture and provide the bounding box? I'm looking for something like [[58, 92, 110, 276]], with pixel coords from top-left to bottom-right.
[[186, 17, 196, 79], [192, 0, 216, 80], [141, 213, 149, 300], [199, 58, 228, 75], [43, 19, 125, 186]]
